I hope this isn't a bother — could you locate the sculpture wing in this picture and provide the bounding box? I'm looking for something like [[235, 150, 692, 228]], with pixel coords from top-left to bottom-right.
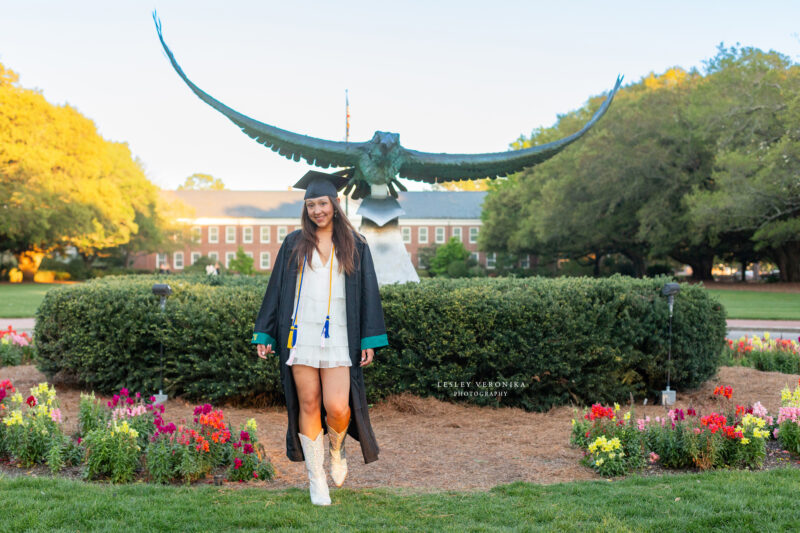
[[154, 14, 363, 169], [397, 76, 623, 183]]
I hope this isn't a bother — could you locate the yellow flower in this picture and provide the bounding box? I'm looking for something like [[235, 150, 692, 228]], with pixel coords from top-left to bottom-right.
[[246, 418, 258, 433], [595, 458, 604, 466], [571, 419, 576, 426], [613, 403, 620, 412], [623, 412, 631, 421], [3, 410, 24, 426], [609, 453, 616, 459], [741, 438, 750, 445]]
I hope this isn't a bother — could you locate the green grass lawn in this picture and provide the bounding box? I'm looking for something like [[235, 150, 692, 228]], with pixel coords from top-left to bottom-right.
[[2, 469, 800, 532], [706, 289, 800, 320], [0, 283, 67, 318]]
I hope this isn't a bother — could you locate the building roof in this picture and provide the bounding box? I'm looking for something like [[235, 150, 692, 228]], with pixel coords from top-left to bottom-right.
[[161, 190, 487, 220]]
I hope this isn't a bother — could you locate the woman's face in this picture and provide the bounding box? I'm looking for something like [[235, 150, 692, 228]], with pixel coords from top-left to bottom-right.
[[305, 196, 335, 230]]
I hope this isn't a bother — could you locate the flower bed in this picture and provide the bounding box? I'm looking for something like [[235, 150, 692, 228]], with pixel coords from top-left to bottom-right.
[[0, 381, 273, 484], [721, 333, 800, 374], [0, 326, 34, 366], [571, 380, 800, 477]]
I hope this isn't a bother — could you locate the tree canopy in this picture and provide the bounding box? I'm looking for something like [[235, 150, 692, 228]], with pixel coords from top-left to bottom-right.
[[177, 173, 226, 190], [0, 62, 169, 274], [480, 46, 800, 281]]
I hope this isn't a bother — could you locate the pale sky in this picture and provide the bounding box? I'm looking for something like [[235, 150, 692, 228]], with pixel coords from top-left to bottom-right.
[[2, 1, 799, 191]]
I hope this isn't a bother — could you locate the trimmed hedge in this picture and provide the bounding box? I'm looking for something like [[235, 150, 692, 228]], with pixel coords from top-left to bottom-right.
[[35, 274, 726, 411]]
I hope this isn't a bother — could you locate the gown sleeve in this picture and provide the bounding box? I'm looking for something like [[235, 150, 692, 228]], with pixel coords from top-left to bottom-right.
[[251, 236, 290, 348], [358, 240, 389, 351]]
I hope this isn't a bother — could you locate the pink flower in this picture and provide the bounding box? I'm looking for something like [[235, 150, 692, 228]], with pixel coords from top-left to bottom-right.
[[752, 401, 768, 418], [120, 388, 129, 397], [149, 396, 156, 403], [234, 458, 243, 470], [135, 392, 141, 399], [240, 431, 250, 442], [774, 428, 780, 439], [243, 443, 254, 455], [50, 408, 62, 423], [648, 452, 659, 464], [126, 397, 135, 405]]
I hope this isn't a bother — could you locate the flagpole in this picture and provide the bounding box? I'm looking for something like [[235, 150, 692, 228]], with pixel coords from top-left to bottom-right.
[[345, 89, 350, 216]]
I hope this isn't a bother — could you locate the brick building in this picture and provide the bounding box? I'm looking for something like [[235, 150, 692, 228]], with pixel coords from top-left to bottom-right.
[[131, 190, 528, 272]]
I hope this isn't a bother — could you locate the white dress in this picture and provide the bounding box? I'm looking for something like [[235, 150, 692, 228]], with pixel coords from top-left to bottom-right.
[[286, 248, 351, 368]]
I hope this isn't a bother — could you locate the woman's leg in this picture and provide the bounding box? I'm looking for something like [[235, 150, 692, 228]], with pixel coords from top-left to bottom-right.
[[320, 367, 351, 432], [292, 364, 322, 438]]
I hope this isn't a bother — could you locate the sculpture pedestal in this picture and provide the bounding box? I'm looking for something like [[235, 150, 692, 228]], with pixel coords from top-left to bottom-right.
[[358, 219, 420, 286]]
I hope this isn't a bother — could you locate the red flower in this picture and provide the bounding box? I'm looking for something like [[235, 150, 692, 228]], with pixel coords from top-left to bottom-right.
[[234, 458, 243, 470], [240, 431, 250, 442], [253, 472, 258, 479], [26, 395, 37, 407]]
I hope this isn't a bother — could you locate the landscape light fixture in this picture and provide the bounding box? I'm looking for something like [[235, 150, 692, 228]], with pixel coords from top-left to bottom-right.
[[151, 283, 172, 404], [660, 282, 681, 406]]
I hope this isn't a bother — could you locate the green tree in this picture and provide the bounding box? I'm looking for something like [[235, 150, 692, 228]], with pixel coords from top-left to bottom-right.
[[0, 62, 166, 276], [685, 46, 800, 281], [177, 173, 226, 190], [429, 237, 470, 276], [228, 246, 255, 275]]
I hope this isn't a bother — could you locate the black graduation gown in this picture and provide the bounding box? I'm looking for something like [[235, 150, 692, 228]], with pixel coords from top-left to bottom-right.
[[251, 229, 388, 464]]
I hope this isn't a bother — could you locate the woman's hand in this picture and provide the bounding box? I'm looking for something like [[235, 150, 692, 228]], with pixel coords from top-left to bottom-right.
[[257, 344, 274, 359], [360, 348, 374, 367]]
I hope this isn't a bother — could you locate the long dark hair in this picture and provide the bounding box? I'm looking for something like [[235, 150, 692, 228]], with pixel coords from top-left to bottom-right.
[[291, 196, 365, 275]]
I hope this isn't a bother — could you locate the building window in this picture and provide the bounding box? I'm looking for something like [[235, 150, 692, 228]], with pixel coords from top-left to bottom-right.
[[487, 252, 496, 269], [190, 252, 201, 265], [156, 253, 167, 268], [243, 227, 253, 243], [173, 252, 184, 270], [208, 251, 219, 263], [418, 255, 426, 268], [225, 251, 236, 268], [245, 251, 253, 260], [469, 227, 479, 244], [191, 226, 202, 244], [521, 255, 530, 269], [452, 227, 462, 242], [470, 252, 479, 263], [260, 226, 270, 243], [435, 227, 445, 244], [402, 227, 411, 243], [278, 226, 287, 243], [208, 226, 219, 243], [260, 252, 271, 270], [418, 227, 428, 244], [226, 226, 236, 244]]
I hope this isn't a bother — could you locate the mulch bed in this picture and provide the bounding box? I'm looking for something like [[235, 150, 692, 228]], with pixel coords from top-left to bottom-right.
[[1, 365, 799, 490]]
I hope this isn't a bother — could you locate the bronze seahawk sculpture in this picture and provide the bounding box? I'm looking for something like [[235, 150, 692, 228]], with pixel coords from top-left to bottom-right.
[[154, 13, 622, 225]]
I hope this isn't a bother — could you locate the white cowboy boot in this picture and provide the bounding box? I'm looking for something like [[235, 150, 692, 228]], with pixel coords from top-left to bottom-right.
[[298, 430, 331, 506], [326, 419, 349, 487]]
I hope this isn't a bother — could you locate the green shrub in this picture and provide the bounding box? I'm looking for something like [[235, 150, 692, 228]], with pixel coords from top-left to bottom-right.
[[374, 275, 725, 411], [35, 274, 725, 411]]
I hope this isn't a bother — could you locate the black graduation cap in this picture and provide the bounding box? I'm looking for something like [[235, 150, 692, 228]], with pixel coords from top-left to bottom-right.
[[293, 169, 351, 199]]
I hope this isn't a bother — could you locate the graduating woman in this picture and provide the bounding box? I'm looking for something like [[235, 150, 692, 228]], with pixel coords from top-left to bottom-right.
[[251, 171, 388, 506]]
